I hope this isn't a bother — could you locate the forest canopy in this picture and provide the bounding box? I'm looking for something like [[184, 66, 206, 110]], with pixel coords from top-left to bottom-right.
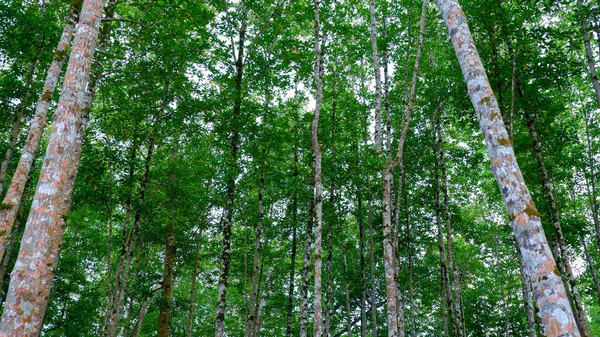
[[0, 0, 600, 336]]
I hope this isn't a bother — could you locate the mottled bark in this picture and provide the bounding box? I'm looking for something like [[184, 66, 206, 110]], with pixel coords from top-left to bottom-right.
[[516, 241, 537, 337], [434, 0, 581, 336], [299, 194, 314, 337], [0, 1, 80, 264], [0, 0, 104, 335], [311, 0, 324, 335], [525, 111, 591, 337], [215, 7, 247, 336], [286, 150, 299, 337]]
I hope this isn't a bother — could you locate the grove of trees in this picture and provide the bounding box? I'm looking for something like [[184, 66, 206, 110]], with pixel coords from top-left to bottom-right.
[[1, 0, 600, 336]]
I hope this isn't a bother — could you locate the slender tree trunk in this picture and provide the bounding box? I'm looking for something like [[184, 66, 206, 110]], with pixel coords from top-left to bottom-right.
[[433, 109, 450, 337], [186, 229, 203, 337], [0, 55, 37, 199], [245, 169, 265, 337], [157, 147, 178, 337], [129, 291, 158, 337], [215, 7, 247, 336], [254, 266, 273, 337], [439, 122, 465, 337], [0, 0, 103, 335], [516, 240, 537, 337], [358, 189, 367, 337], [343, 247, 352, 337], [435, 1, 581, 336], [493, 236, 511, 337], [0, 0, 80, 263], [583, 116, 600, 248], [368, 190, 378, 337], [286, 150, 299, 337], [406, 201, 415, 337], [312, 0, 324, 335], [299, 194, 314, 337], [578, 0, 600, 109], [525, 111, 591, 337]]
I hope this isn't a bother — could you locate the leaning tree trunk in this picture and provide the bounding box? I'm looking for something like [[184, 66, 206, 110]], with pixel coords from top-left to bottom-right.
[[525, 111, 591, 337], [130, 290, 158, 337], [434, 0, 581, 336], [0, 0, 103, 335], [0, 0, 80, 264]]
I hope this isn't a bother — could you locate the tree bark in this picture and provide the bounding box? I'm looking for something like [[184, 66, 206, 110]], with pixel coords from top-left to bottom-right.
[[186, 230, 203, 337], [312, 0, 324, 335], [129, 290, 158, 337], [299, 193, 314, 337], [286, 150, 299, 337], [0, 0, 103, 335], [0, 0, 80, 264], [577, 0, 600, 109], [516, 240, 537, 337], [525, 111, 591, 337], [434, 0, 581, 336], [157, 144, 178, 337], [214, 6, 247, 336]]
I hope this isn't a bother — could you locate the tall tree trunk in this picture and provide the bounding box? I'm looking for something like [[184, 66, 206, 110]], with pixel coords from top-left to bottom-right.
[[215, 6, 247, 336], [358, 188, 367, 337], [368, 189, 378, 337], [299, 193, 314, 337], [254, 265, 273, 337], [0, 0, 103, 335], [434, 0, 581, 336], [312, 0, 324, 335], [158, 144, 178, 337], [439, 121, 465, 337], [186, 229, 203, 337], [578, 0, 600, 109], [516, 241, 537, 337], [286, 150, 299, 337], [525, 111, 591, 337], [245, 169, 265, 337], [433, 109, 450, 337], [0, 0, 80, 263], [583, 115, 600, 248]]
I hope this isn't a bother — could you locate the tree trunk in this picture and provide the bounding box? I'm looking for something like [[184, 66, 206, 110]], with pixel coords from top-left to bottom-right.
[[577, 0, 600, 109], [368, 189, 378, 337], [254, 266, 273, 337], [129, 290, 158, 337], [0, 0, 80, 263], [516, 240, 537, 337], [343, 247, 352, 337], [186, 230, 203, 337], [299, 194, 314, 337], [0, 0, 103, 335], [358, 189, 367, 337], [406, 200, 415, 337], [434, 0, 581, 336], [215, 6, 247, 336], [286, 150, 299, 337], [493, 236, 511, 337], [583, 115, 600, 248], [312, 0, 324, 335], [433, 109, 450, 337], [525, 111, 591, 337], [245, 169, 265, 337]]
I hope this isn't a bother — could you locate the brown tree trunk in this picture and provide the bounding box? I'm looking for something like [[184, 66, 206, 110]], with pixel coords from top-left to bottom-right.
[[434, 0, 581, 335], [214, 6, 247, 336], [0, 0, 80, 263], [525, 111, 591, 337], [129, 290, 158, 337], [0, 0, 103, 335]]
